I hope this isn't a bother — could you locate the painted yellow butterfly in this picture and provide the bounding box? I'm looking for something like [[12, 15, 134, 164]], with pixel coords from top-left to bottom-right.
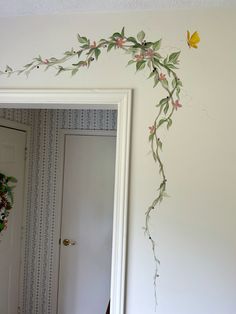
[[187, 31, 200, 48]]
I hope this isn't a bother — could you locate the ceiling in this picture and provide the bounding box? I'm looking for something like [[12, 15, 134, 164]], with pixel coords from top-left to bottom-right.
[[0, 0, 235, 17]]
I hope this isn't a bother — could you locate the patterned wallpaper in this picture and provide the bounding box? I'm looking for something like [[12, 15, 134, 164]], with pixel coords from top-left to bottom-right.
[[0, 108, 117, 314]]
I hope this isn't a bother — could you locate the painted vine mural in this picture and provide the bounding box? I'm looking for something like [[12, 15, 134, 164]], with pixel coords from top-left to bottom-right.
[[0, 27, 200, 306]]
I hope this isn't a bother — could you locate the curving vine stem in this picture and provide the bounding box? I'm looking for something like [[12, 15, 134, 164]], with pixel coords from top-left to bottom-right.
[[145, 66, 180, 307], [0, 27, 182, 306]]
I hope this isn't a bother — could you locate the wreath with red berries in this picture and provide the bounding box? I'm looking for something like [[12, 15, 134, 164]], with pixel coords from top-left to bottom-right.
[[0, 172, 17, 233]]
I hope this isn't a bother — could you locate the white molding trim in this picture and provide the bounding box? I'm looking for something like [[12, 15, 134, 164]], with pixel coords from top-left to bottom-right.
[[0, 88, 130, 109], [0, 88, 132, 314]]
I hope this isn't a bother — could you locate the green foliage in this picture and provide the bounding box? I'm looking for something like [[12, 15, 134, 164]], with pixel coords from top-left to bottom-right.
[[157, 97, 169, 107], [77, 34, 89, 44], [137, 30, 145, 43], [152, 39, 162, 51], [94, 48, 101, 60], [168, 51, 181, 64], [136, 60, 146, 71], [167, 118, 173, 129]]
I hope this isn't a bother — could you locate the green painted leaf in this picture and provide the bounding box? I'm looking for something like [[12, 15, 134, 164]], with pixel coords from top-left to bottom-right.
[[157, 97, 168, 107], [177, 80, 183, 87], [160, 79, 169, 89], [35, 55, 42, 62], [127, 37, 137, 43], [127, 60, 135, 66], [132, 43, 143, 49], [112, 32, 122, 38], [168, 51, 180, 64], [172, 78, 177, 88], [121, 27, 125, 37], [166, 64, 178, 70], [137, 30, 145, 43], [153, 53, 162, 59], [24, 62, 34, 68], [77, 50, 82, 58], [126, 47, 138, 54], [148, 71, 155, 79], [107, 43, 115, 52], [71, 68, 78, 76], [49, 57, 58, 62], [64, 51, 73, 56], [94, 48, 101, 60], [56, 66, 65, 76], [136, 60, 146, 71], [80, 44, 90, 49], [163, 103, 169, 115], [77, 35, 88, 44], [166, 68, 171, 77], [153, 39, 162, 51], [157, 119, 166, 127], [163, 57, 168, 65], [176, 86, 181, 99], [149, 133, 154, 142], [153, 58, 160, 67], [153, 75, 159, 88], [17, 70, 25, 75], [147, 60, 152, 70], [167, 118, 172, 129]]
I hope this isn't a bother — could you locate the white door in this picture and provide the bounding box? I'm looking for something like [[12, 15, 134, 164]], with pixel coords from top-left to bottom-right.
[[58, 133, 116, 314], [0, 125, 26, 314]]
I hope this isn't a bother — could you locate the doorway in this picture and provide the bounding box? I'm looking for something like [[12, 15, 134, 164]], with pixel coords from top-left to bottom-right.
[[0, 88, 131, 314], [58, 130, 116, 313]]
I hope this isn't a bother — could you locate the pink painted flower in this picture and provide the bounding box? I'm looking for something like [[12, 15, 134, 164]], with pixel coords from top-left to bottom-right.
[[115, 38, 126, 48], [145, 49, 155, 59], [135, 54, 144, 61], [159, 73, 166, 81], [149, 125, 156, 134], [43, 59, 49, 64], [172, 100, 182, 110], [90, 41, 97, 48]]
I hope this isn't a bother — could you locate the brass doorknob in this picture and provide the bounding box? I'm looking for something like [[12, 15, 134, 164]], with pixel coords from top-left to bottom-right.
[[63, 239, 76, 246]]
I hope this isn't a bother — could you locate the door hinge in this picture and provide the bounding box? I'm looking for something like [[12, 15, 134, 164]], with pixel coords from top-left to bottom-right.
[[59, 238, 61, 245]]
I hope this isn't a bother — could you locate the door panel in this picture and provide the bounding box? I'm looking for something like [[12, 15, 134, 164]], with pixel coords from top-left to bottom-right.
[[0, 125, 26, 314], [58, 134, 116, 314]]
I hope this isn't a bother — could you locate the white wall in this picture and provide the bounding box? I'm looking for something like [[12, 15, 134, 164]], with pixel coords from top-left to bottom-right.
[[0, 8, 236, 314]]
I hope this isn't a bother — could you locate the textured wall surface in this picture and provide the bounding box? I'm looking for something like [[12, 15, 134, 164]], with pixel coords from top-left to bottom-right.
[[0, 108, 117, 314]]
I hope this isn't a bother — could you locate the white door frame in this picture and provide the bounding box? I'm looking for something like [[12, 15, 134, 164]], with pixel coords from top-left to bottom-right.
[[0, 118, 31, 313], [0, 88, 132, 314]]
